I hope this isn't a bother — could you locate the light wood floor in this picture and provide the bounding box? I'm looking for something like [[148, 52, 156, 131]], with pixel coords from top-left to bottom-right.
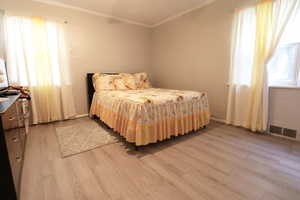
[[20, 117, 300, 200]]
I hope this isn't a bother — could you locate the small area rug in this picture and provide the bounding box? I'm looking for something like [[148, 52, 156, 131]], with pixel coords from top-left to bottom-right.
[[56, 120, 118, 158]]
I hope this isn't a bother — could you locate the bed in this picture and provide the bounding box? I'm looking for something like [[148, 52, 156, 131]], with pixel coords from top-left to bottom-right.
[[87, 72, 210, 147]]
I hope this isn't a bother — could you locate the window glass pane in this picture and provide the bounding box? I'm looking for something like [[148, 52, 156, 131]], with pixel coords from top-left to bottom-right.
[[268, 10, 300, 87], [268, 44, 300, 86], [47, 22, 61, 86], [231, 7, 256, 86], [281, 14, 300, 44]]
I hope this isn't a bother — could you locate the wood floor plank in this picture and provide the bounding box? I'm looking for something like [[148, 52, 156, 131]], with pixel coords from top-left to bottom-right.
[[188, 134, 300, 197], [20, 119, 300, 200], [87, 148, 153, 200], [170, 146, 266, 200], [140, 152, 206, 200], [66, 153, 112, 200]]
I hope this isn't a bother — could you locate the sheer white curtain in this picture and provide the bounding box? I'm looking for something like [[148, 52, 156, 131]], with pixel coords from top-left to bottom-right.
[[4, 15, 76, 124], [227, 0, 300, 132], [226, 7, 256, 128], [268, 7, 300, 86]]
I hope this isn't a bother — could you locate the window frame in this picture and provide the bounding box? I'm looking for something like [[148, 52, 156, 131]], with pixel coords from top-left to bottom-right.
[[268, 42, 300, 87]]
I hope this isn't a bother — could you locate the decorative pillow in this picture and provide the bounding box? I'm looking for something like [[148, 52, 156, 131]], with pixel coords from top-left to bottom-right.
[[113, 76, 130, 90], [134, 72, 152, 89], [120, 73, 138, 89], [93, 73, 117, 91], [93, 72, 151, 91]]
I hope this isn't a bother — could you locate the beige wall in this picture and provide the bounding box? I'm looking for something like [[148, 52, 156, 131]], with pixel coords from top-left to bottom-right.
[[151, 0, 255, 120], [0, 0, 257, 120], [0, 0, 152, 115]]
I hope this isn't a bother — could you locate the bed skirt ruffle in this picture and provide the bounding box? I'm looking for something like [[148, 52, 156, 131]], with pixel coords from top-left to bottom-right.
[[90, 89, 210, 146]]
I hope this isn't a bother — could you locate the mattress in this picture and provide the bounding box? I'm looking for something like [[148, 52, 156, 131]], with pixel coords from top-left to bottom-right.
[[90, 88, 210, 146]]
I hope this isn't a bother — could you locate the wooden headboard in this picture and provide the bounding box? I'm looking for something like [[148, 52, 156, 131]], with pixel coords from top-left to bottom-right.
[[86, 73, 120, 109]]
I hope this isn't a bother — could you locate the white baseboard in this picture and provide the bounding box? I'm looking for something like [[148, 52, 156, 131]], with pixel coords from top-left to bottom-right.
[[75, 113, 89, 119], [211, 117, 226, 123]]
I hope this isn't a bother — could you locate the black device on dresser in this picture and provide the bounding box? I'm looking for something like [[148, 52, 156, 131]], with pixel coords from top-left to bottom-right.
[[0, 94, 29, 200]]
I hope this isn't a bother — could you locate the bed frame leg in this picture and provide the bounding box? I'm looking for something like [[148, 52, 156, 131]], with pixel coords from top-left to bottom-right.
[[135, 145, 139, 151]]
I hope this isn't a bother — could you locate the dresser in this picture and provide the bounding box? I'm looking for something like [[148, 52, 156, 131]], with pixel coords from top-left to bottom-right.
[[0, 94, 30, 200]]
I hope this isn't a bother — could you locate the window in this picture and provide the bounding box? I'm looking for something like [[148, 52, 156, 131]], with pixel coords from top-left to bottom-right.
[[4, 16, 76, 123], [267, 13, 300, 86], [268, 43, 300, 86], [4, 16, 67, 87]]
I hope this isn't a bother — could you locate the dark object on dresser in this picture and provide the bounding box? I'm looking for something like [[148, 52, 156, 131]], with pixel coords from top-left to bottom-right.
[[0, 94, 28, 200]]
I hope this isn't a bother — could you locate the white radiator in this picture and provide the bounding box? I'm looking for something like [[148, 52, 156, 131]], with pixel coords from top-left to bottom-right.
[[269, 87, 300, 141]]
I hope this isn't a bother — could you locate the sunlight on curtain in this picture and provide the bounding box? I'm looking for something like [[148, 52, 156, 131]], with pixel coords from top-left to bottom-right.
[[227, 0, 300, 132], [246, 0, 274, 132], [230, 8, 256, 86], [281, 12, 300, 44], [226, 7, 256, 128], [268, 8, 300, 86], [4, 16, 76, 124]]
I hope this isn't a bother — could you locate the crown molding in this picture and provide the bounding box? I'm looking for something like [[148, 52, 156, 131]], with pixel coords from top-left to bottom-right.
[[32, 0, 152, 28], [33, 0, 216, 29], [151, 0, 216, 28]]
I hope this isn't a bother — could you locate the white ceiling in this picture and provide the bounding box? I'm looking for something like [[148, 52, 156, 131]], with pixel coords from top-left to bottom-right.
[[33, 0, 215, 27]]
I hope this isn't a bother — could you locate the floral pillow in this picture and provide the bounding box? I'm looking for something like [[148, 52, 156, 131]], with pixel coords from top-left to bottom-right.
[[93, 73, 117, 91], [114, 76, 130, 90], [134, 72, 152, 89], [120, 73, 138, 89], [93, 72, 152, 91]]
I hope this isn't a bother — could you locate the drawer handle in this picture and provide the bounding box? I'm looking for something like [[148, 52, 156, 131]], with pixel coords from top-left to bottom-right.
[[12, 137, 18, 142], [16, 156, 22, 162], [8, 117, 15, 121]]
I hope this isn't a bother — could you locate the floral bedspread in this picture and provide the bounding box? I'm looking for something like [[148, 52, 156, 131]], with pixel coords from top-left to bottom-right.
[[90, 88, 210, 146]]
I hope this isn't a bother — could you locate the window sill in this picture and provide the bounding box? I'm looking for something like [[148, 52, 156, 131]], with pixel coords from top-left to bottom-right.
[[269, 85, 300, 89]]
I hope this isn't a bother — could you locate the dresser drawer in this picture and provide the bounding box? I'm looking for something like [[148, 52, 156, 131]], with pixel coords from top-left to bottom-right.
[[2, 103, 19, 130], [4, 129, 23, 191], [0, 94, 26, 199], [5, 129, 24, 163]]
